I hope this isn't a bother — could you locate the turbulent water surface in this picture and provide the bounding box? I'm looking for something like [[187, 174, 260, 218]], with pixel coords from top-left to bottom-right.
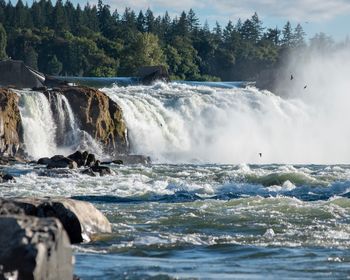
[[3, 80, 350, 279], [1, 163, 350, 279]]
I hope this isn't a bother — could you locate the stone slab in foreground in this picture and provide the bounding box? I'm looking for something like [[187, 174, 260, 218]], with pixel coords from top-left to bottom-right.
[[0, 215, 73, 280], [1, 197, 112, 244]]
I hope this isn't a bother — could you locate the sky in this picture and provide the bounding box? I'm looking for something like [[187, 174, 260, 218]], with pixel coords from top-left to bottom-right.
[[72, 0, 350, 41]]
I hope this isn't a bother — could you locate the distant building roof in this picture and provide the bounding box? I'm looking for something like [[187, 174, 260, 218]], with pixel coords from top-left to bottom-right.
[[0, 60, 45, 89]]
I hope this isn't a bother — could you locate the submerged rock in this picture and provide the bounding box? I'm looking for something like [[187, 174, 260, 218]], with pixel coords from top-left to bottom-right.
[[2, 197, 112, 243], [0, 215, 73, 280], [82, 161, 113, 177], [113, 154, 151, 165], [0, 88, 23, 157], [0, 172, 15, 182]]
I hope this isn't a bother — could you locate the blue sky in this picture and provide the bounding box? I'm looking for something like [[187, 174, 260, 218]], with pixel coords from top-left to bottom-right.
[[71, 0, 350, 41]]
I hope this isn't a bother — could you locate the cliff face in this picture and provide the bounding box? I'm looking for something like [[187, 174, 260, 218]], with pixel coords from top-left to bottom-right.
[[45, 86, 128, 155], [0, 88, 22, 156]]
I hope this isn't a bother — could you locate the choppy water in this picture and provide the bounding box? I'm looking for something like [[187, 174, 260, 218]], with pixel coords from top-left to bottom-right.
[[1, 163, 350, 279]]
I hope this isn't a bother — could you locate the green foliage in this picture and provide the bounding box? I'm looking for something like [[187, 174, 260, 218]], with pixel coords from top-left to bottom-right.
[[1, 0, 315, 80], [0, 23, 7, 60], [47, 55, 62, 75]]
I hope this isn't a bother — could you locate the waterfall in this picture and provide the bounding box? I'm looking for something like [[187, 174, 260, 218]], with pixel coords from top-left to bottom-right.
[[17, 90, 103, 159], [102, 77, 350, 164], [17, 90, 57, 159]]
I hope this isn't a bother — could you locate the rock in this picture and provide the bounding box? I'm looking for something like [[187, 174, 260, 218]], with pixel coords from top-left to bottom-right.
[[0, 155, 27, 165], [81, 168, 97, 177], [37, 157, 51, 165], [69, 161, 78, 169], [0, 88, 23, 157], [113, 154, 151, 165], [44, 86, 128, 155], [67, 151, 86, 167], [85, 153, 96, 167], [82, 162, 113, 177], [101, 159, 123, 165], [0, 215, 73, 280], [138, 65, 170, 84], [3, 197, 112, 243], [0, 198, 24, 215], [47, 155, 76, 169], [0, 173, 15, 182]]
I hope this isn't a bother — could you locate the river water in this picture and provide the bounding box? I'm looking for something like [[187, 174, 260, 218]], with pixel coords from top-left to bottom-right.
[[2, 79, 350, 279]]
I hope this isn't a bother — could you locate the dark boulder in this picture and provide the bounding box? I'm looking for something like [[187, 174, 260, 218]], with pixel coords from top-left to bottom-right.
[[0, 215, 73, 280], [82, 161, 113, 177], [0, 173, 15, 182], [138, 65, 170, 84], [37, 157, 51, 165], [67, 151, 86, 167], [85, 153, 96, 167], [47, 155, 77, 169]]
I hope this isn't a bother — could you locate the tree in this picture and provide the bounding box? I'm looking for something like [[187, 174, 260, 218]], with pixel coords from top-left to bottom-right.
[[24, 46, 38, 69], [281, 21, 293, 47], [120, 32, 165, 75], [293, 24, 306, 48], [47, 55, 62, 75], [0, 23, 6, 60]]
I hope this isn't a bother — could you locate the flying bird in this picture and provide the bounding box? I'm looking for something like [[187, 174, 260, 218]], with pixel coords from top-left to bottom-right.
[[290, 74, 294, 80], [258, 153, 262, 158], [304, 85, 307, 89]]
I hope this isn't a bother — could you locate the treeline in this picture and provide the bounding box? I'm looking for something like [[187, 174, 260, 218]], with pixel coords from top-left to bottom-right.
[[0, 0, 339, 80]]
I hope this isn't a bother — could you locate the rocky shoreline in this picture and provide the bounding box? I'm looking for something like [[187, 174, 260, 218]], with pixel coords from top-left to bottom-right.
[[0, 84, 151, 279]]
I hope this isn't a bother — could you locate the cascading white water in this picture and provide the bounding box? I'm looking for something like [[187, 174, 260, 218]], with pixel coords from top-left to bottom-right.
[[17, 90, 58, 158], [17, 90, 104, 159], [102, 48, 350, 165]]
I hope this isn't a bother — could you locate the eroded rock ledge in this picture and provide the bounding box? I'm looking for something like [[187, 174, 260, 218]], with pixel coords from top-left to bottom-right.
[[0, 88, 23, 157], [44, 86, 128, 155]]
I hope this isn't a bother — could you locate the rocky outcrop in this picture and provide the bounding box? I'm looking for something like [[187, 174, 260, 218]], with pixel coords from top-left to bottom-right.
[[0, 215, 73, 280], [138, 66, 170, 84], [0, 88, 23, 157], [3, 197, 112, 243], [44, 86, 128, 155]]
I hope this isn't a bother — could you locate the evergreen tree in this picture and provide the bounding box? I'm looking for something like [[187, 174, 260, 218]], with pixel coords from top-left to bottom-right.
[[293, 23, 306, 48], [0, 23, 7, 60], [47, 55, 62, 75], [136, 11, 145, 32], [281, 21, 293, 47], [144, 8, 155, 33], [24, 46, 38, 69]]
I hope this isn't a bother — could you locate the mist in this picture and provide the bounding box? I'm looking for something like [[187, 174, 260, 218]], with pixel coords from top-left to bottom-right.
[[100, 47, 350, 164]]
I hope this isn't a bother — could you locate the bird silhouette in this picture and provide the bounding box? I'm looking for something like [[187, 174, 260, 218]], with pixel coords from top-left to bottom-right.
[[258, 153, 262, 158], [290, 74, 294, 80], [304, 85, 307, 89]]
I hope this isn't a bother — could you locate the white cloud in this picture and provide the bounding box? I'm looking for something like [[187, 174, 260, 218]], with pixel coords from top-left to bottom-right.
[[104, 0, 350, 22]]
